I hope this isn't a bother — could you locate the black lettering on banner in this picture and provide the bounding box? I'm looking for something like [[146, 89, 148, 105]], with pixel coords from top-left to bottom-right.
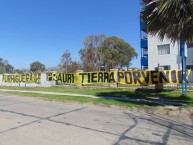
[[57, 73, 63, 82], [12, 75, 15, 83], [10, 75, 13, 82], [79, 73, 87, 84], [171, 70, 177, 83], [159, 71, 169, 84], [6, 75, 9, 82], [109, 72, 115, 83], [5, 75, 7, 82], [12, 75, 14, 83], [178, 71, 182, 83], [19, 75, 22, 82], [125, 72, 132, 84], [21, 75, 25, 82], [11, 75, 14, 82], [141, 71, 149, 84], [16, 75, 20, 83], [67, 74, 71, 83], [34, 74, 37, 83], [151, 71, 158, 84], [2, 73, 42, 83], [52, 73, 57, 81], [66, 74, 69, 83], [104, 72, 109, 83], [133, 72, 142, 84], [2, 75, 5, 82], [26, 74, 29, 83], [117, 72, 124, 82], [22, 75, 25, 82], [31, 74, 34, 83], [36, 74, 38, 82], [3, 70, 189, 85], [38, 74, 41, 83], [47, 73, 53, 81], [91, 73, 97, 83], [10, 75, 14, 83], [64, 73, 67, 82], [29, 74, 32, 82], [8, 75, 11, 82], [4, 75, 7, 82], [87, 73, 90, 83], [31, 74, 34, 82], [9, 75, 11, 82], [11, 75, 13, 83], [72, 74, 74, 83], [61, 73, 66, 83], [14, 75, 17, 83], [98, 72, 103, 83]]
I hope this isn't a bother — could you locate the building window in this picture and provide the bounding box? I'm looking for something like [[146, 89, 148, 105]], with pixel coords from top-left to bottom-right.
[[187, 43, 193, 48], [162, 65, 171, 70], [157, 44, 170, 55], [187, 65, 193, 70]]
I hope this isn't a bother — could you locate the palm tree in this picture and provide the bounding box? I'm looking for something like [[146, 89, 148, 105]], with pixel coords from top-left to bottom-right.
[[141, 0, 193, 43], [141, 0, 193, 93]]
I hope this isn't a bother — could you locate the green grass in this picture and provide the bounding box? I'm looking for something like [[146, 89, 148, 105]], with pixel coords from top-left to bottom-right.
[[0, 86, 117, 95], [1, 91, 153, 108], [0, 86, 193, 107]]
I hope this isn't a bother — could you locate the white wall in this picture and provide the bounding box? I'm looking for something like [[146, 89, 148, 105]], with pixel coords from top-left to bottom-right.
[[187, 47, 193, 65], [148, 36, 181, 70]]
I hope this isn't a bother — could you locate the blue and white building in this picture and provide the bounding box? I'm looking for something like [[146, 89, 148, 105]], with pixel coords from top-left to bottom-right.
[[140, 3, 193, 71]]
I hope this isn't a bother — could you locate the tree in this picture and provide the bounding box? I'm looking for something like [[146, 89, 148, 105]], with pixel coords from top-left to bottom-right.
[[79, 34, 106, 71], [30, 61, 45, 72], [68, 61, 81, 73], [0, 58, 14, 74], [141, 0, 193, 43], [0, 66, 6, 74], [5, 64, 14, 73], [14, 68, 26, 74], [59, 49, 72, 73], [79, 34, 137, 71], [101, 36, 138, 71]]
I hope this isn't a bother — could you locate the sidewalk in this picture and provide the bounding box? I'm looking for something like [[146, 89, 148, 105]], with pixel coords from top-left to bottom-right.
[[0, 89, 186, 106]]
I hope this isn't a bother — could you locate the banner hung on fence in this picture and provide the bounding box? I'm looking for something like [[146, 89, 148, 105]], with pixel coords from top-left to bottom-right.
[[2, 70, 191, 85], [117, 70, 191, 85], [46, 72, 116, 84], [46, 70, 191, 85], [2, 73, 41, 83]]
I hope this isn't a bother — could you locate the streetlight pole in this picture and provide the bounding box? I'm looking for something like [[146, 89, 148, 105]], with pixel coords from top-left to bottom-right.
[[180, 42, 187, 94]]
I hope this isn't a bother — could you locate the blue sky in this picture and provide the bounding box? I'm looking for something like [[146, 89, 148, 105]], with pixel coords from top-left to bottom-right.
[[0, 0, 140, 69]]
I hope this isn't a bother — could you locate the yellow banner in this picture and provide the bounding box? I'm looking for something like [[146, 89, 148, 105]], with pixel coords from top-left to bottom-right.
[[46, 72, 116, 84], [2, 70, 191, 85], [2, 73, 41, 83], [46, 72, 75, 83], [46, 70, 191, 85], [117, 70, 191, 85]]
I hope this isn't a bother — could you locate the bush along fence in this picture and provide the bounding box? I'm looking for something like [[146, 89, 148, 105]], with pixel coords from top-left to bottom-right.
[[0, 69, 191, 88]]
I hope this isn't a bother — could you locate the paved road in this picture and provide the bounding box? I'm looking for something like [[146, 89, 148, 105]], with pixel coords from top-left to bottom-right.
[[0, 94, 193, 145]]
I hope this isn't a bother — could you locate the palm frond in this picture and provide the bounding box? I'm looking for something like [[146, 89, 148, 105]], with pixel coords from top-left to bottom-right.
[[142, 0, 193, 43]]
